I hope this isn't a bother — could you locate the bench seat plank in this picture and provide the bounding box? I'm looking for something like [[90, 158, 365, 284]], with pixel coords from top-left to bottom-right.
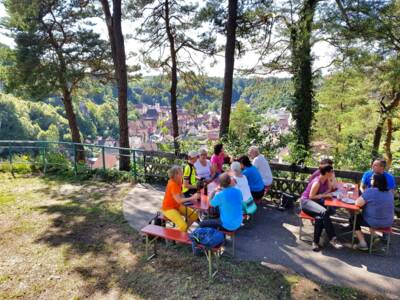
[[141, 224, 191, 244]]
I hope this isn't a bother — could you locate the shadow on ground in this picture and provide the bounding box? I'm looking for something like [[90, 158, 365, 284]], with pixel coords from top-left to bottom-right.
[[32, 181, 295, 299]]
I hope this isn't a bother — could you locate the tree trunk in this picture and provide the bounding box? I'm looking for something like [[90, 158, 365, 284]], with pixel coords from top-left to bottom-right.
[[290, 0, 319, 158], [371, 114, 386, 160], [101, 0, 130, 171], [384, 118, 393, 168], [165, 0, 180, 154], [371, 92, 400, 159], [219, 0, 238, 138], [62, 88, 85, 162]]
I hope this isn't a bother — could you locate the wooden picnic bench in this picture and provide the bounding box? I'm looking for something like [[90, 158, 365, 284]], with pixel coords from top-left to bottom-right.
[[141, 224, 223, 279]]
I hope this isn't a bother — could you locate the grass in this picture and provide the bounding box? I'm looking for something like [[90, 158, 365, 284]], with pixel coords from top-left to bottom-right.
[[0, 173, 388, 299]]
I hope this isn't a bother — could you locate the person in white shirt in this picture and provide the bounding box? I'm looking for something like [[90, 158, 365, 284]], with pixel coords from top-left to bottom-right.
[[248, 146, 273, 187], [194, 148, 214, 183], [231, 161, 257, 215]]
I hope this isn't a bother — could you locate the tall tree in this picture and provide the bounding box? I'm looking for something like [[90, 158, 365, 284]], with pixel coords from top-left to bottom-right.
[[219, 0, 238, 138], [3, 0, 111, 161], [322, 0, 400, 159], [132, 0, 215, 154], [100, 0, 130, 171], [290, 0, 319, 155], [199, 0, 273, 138]]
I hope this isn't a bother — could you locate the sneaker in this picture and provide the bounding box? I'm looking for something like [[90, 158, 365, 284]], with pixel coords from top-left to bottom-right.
[[354, 242, 368, 251], [312, 242, 321, 252], [329, 237, 344, 249]]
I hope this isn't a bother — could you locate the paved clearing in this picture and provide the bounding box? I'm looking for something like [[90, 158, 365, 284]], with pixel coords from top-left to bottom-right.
[[123, 184, 400, 299]]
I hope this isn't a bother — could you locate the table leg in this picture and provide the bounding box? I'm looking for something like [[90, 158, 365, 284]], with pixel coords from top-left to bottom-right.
[[351, 212, 357, 247]]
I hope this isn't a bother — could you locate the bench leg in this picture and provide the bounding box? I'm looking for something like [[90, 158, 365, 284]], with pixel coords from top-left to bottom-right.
[[351, 213, 357, 248], [299, 218, 303, 241], [369, 231, 373, 255], [145, 235, 158, 260], [386, 234, 391, 255], [232, 235, 235, 257]]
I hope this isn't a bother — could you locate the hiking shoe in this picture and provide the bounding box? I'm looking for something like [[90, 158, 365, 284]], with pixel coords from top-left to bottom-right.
[[312, 242, 321, 252], [354, 242, 368, 251], [329, 237, 344, 249]]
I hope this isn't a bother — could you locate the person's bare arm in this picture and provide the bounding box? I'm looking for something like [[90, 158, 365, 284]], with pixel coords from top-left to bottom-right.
[[309, 181, 332, 200], [183, 179, 197, 190], [172, 192, 199, 204], [360, 182, 367, 193], [355, 196, 366, 207]]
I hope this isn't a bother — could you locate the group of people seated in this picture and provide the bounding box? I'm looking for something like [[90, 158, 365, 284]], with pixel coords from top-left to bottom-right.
[[301, 158, 396, 252], [161, 143, 273, 233], [161, 143, 396, 252]]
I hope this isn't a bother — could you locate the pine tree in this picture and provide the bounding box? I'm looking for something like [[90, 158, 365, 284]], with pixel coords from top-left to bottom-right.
[[3, 0, 111, 161]]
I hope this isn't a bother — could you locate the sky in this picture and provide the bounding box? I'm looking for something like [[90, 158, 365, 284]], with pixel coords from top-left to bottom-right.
[[0, 3, 335, 78]]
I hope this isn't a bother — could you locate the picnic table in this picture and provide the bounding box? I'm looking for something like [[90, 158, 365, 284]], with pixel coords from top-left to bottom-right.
[[325, 182, 360, 247]]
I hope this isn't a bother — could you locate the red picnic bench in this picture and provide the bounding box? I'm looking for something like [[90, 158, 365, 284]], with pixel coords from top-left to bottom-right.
[[141, 224, 223, 279]]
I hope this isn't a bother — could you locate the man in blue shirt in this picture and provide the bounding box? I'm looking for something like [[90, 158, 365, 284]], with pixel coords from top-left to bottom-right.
[[199, 173, 243, 231], [360, 159, 396, 193]]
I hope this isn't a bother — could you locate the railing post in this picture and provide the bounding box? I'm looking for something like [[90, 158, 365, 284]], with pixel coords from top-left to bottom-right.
[[143, 153, 147, 182], [73, 143, 77, 175], [43, 144, 47, 175], [102, 146, 106, 171], [8, 142, 13, 174], [132, 150, 137, 182]]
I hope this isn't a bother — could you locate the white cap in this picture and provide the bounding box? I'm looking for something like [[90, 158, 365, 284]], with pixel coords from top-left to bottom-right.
[[188, 150, 199, 158], [231, 161, 241, 172]]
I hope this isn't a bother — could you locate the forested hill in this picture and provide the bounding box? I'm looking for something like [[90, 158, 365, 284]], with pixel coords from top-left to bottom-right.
[[0, 76, 292, 142]]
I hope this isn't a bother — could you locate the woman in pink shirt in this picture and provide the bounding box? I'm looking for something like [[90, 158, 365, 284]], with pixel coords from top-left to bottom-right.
[[211, 143, 225, 175]]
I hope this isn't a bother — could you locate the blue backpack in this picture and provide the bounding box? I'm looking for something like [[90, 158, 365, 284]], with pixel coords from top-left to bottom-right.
[[189, 227, 225, 254]]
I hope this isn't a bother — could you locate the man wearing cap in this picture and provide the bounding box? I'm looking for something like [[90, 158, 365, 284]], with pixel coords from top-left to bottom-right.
[[183, 150, 199, 197]]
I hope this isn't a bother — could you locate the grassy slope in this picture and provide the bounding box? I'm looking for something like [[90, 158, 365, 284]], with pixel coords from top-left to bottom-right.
[[0, 173, 385, 299]]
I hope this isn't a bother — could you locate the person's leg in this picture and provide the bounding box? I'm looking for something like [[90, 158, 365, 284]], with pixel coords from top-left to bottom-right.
[[162, 208, 188, 232], [301, 200, 327, 245], [178, 205, 198, 226], [354, 214, 368, 249], [199, 218, 222, 229]]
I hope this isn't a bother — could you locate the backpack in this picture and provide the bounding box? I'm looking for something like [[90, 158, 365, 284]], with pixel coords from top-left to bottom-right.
[[277, 192, 296, 211], [148, 211, 166, 227], [189, 227, 225, 254], [242, 196, 257, 215]]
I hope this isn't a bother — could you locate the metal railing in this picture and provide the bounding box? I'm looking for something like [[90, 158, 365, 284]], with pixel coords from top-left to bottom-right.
[[1, 140, 399, 209], [0, 140, 186, 183]]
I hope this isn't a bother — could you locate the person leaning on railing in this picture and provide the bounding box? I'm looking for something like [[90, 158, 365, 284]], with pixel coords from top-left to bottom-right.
[[161, 165, 200, 232], [300, 165, 344, 252]]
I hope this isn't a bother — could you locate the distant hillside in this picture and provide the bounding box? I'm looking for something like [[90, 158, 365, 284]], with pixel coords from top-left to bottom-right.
[[0, 76, 293, 142]]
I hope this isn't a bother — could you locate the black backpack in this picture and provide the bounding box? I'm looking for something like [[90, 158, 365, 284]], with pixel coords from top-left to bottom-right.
[[148, 211, 166, 227], [277, 192, 296, 211]]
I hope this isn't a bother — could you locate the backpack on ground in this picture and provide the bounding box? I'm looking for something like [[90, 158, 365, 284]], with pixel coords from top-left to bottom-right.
[[277, 192, 296, 211], [148, 211, 166, 227], [189, 227, 225, 255]]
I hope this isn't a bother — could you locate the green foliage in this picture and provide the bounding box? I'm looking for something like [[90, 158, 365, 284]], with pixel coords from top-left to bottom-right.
[[2, 0, 112, 100], [0, 155, 32, 174], [313, 68, 379, 169], [223, 101, 288, 159]]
